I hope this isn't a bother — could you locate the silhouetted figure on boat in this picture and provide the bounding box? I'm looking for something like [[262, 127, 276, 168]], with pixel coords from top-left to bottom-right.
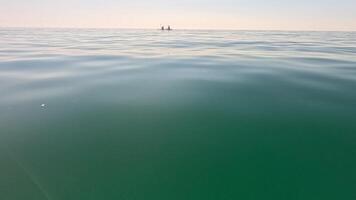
[[159, 25, 172, 31]]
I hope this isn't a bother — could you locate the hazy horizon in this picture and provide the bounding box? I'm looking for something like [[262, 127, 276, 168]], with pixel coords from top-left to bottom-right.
[[1, 0, 356, 31], [2, 27, 356, 32]]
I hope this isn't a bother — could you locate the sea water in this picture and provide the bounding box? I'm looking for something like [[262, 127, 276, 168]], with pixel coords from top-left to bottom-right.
[[1, 29, 356, 199]]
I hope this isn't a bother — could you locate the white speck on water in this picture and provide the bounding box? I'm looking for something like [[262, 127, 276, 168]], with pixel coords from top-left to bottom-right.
[[41, 104, 46, 108]]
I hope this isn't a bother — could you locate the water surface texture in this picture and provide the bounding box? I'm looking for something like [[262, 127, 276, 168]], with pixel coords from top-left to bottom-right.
[[1, 29, 356, 200]]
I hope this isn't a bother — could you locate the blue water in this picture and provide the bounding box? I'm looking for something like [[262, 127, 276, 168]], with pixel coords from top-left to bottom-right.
[[1, 29, 356, 199]]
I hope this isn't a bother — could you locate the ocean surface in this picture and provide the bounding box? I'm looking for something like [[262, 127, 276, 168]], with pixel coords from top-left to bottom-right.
[[0, 29, 356, 200]]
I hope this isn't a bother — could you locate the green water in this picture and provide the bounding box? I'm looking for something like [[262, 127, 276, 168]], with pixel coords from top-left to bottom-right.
[[1, 29, 356, 199]]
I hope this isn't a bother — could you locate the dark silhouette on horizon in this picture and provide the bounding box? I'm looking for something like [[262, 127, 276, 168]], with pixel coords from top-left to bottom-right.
[[160, 25, 172, 31]]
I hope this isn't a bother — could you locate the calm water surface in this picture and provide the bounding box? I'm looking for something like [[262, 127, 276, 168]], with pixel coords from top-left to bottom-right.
[[1, 29, 356, 199]]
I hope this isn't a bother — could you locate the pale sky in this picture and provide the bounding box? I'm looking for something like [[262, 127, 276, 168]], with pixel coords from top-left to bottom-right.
[[0, 0, 356, 31]]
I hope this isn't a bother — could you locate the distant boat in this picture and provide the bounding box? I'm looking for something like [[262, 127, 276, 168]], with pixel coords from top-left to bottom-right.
[[160, 25, 172, 31]]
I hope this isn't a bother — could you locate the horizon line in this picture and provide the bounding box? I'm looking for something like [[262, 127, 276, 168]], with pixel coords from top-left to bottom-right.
[[1, 26, 355, 32]]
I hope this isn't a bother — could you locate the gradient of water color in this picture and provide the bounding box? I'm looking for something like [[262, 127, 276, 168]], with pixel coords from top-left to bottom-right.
[[1, 29, 356, 200]]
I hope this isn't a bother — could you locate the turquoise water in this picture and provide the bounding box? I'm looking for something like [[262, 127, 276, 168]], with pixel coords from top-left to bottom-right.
[[1, 29, 356, 199]]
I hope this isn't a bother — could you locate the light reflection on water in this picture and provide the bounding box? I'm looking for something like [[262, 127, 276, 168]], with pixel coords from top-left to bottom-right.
[[0, 29, 356, 200]]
